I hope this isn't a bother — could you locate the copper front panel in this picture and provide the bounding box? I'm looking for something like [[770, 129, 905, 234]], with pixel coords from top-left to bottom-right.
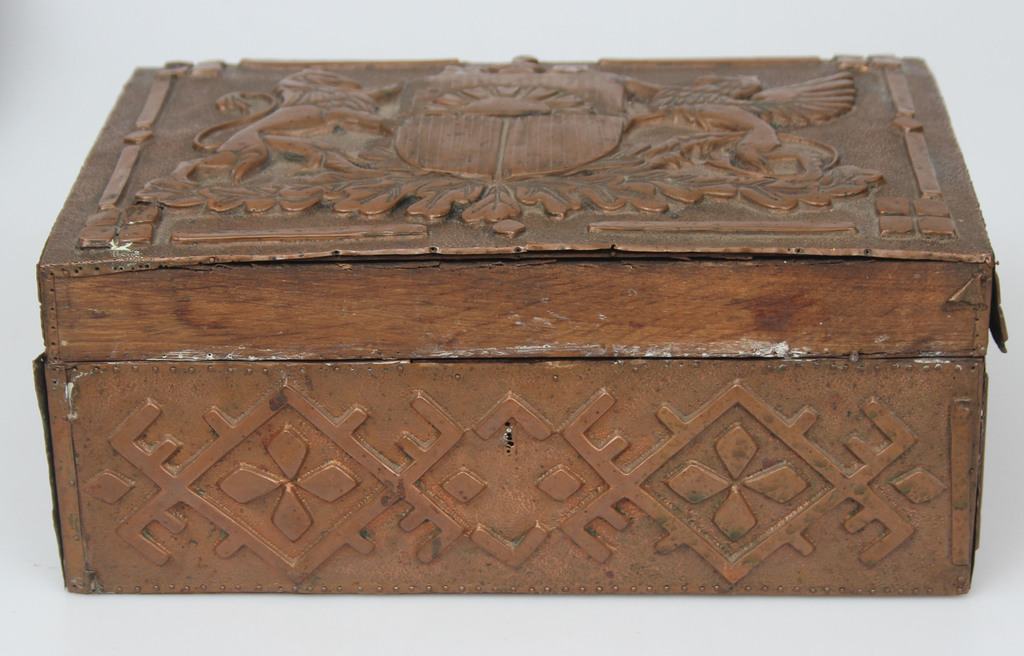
[[48, 358, 982, 594]]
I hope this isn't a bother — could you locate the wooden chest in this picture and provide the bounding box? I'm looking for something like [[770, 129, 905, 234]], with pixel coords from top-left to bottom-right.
[[37, 56, 1004, 595]]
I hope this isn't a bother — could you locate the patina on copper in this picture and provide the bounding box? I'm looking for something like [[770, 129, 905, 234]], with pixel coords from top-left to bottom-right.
[[38, 56, 1001, 594], [47, 359, 984, 594]]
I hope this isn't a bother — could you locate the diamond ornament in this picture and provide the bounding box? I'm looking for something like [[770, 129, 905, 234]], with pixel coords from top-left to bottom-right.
[[84, 471, 135, 504], [267, 427, 308, 479], [443, 469, 488, 503], [744, 464, 809, 503], [220, 466, 282, 503], [273, 487, 313, 541], [891, 468, 945, 504], [714, 488, 757, 540], [716, 425, 757, 478], [667, 463, 729, 503], [537, 465, 583, 501], [297, 462, 357, 502]]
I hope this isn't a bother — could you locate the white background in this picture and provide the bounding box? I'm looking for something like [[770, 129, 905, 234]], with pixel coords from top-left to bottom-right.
[[1, 1, 1022, 653]]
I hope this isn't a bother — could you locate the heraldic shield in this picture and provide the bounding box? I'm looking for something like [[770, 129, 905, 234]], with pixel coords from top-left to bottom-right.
[[395, 68, 627, 180]]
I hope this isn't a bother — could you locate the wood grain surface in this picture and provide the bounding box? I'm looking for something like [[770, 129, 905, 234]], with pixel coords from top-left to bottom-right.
[[46, 258, 990, 362]]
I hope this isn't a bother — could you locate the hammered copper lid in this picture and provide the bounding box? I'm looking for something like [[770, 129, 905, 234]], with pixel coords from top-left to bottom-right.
[[40, 56, 992, 273]]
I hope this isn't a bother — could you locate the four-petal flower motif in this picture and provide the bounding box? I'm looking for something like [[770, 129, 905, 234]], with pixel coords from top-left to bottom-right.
[[220, 425, 357, 541], [668, 424, 808, 541]]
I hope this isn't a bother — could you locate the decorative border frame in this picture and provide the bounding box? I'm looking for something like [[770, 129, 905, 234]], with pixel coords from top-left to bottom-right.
[[836, 56, 958, 240], [76, 62, 224, 249]]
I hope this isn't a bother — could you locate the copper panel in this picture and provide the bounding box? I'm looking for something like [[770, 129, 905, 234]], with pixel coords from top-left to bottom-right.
[[51, 358, 982, 594], [39, 57, 992, 277]]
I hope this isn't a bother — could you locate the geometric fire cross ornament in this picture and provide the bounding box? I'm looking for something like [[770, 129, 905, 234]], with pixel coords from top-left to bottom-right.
[[409, 391, 601, 569], [667, 424, 810, 541], [104, 382, 469, 583], [560, 382, 921, 583], [103, 381, 457, 583], [648, 392, 828, 566], [219, 425, 358, 541]]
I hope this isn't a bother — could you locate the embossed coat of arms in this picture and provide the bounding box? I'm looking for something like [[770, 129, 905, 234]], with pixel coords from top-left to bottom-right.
[[140, 57, 882, 225]]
